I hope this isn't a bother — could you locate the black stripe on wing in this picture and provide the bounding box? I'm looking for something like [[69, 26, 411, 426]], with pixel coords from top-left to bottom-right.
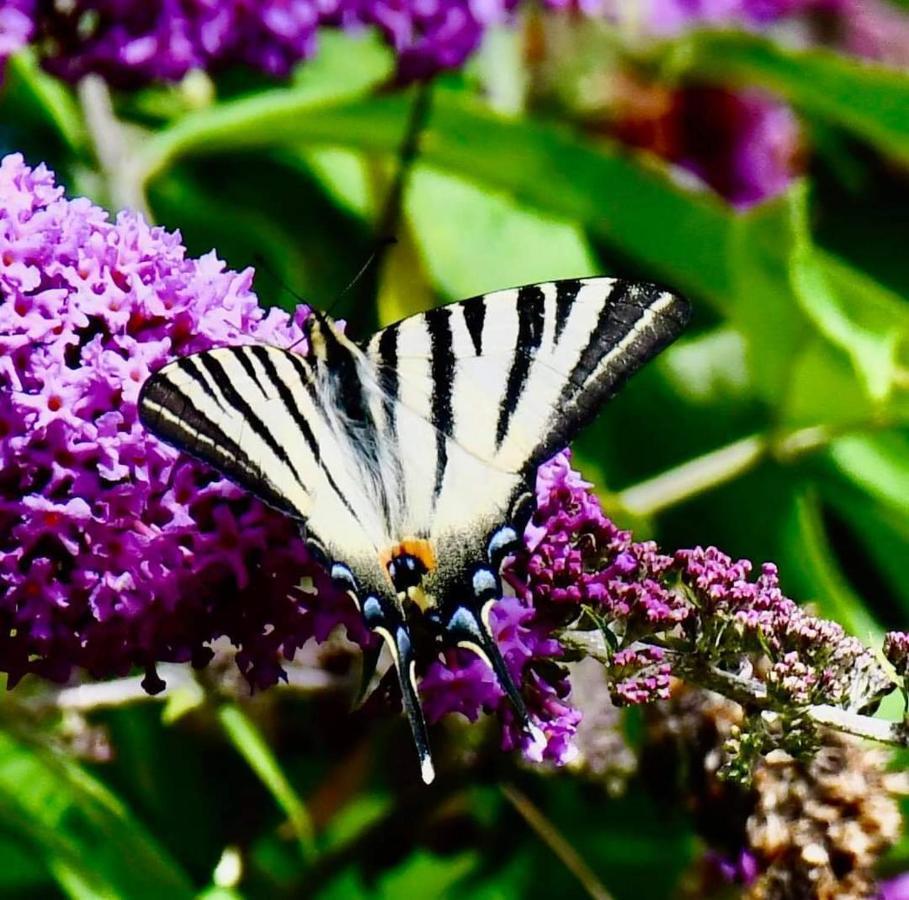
[[197, 353, 309, 492], [462, 297, 485, 356], [248, 346, 360, 520], [376, 323, 400, 437], [425, 307, 456, 500], [530, 280, 689, 469], [495, 284, 545, 449], [138, 364, 303, 519], [554, 278, 580, 344]]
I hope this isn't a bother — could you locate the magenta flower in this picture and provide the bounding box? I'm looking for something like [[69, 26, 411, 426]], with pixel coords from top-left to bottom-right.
[[677, 87, 802, 209], [34, 0, 323, 86], [337, 0, 516, 81], [0, 0, 33, 75], [18, 0, 518, 85], [882, 873, 909, 900], [0, 151, 361, 692]]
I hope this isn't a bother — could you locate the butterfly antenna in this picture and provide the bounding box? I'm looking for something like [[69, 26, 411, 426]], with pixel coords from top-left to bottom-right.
[[323, 235, 398, 320]]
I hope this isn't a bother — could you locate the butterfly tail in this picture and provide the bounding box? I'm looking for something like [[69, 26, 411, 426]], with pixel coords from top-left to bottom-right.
[[362, 595, 435, 785], [444, 602, 533, 732]]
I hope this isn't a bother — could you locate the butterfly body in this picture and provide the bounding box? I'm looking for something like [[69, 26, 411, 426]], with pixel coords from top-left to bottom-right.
[[139, 277, 690, 783]]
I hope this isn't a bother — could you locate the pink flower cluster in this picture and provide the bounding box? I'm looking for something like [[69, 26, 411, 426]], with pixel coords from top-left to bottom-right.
[[0, 151, 361, 692]]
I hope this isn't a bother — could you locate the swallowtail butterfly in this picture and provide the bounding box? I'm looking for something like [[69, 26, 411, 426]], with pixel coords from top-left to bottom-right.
[[139, 277, 689, 783]]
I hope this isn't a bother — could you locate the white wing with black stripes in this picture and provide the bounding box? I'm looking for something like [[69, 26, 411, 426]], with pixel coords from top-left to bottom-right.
[[139, 275, 690, 786], [362, 278, 687, 547]]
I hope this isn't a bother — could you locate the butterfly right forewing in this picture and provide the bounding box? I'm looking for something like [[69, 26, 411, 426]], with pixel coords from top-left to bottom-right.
[[363, 277, 690, 538]]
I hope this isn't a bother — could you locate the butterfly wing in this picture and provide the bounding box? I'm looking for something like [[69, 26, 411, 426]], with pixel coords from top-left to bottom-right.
[[358, 277, 688, 745], [138, 343, 392, 593], [362, 277, 690, 545]]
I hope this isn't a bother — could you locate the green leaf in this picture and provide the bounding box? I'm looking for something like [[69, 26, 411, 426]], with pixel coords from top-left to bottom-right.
[[137, 32, 394, 183], [674, 30, 909, 165], [728, 188, 808, 403], [4, 50, 86, 154], [0, 728, 194, 899], [730, 184, 909, 424], [819, 433, 909, 619], [138, 86, 735, 307], [778, 489, 883, 641], [217, 704, 316, 861], [827, 432, 909, 521], [288, 30, 394, 101], [791, 201, 906, 404], [298, 148, 375, 220], [405, 167, 596, 301]]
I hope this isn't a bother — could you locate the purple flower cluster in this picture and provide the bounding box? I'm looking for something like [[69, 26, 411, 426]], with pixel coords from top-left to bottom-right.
[[675, 548, 893, 710], [0, 0, 33, 75], [610, 645, 671, 705], [35, 0, 323, 86], [6, 0, 516, 86], [676, 87, 801, 209], [337, 0, 516, 81], [0, 151, 363, 692], [884, 631, 909, 676], [613, 82, 802, 208]]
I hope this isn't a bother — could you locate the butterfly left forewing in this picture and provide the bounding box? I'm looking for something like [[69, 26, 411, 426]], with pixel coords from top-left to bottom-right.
[[140, 344, 391, 587]]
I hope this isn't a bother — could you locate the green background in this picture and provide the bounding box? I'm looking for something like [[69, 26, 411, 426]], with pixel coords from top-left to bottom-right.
[[2, 21, 909, 898]]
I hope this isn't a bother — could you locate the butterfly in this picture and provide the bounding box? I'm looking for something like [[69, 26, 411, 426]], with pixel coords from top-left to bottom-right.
[[139, 277, 690, 783]]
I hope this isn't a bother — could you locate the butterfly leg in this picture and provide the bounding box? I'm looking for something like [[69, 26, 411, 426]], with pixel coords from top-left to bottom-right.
[[361, 593, 435, 785]]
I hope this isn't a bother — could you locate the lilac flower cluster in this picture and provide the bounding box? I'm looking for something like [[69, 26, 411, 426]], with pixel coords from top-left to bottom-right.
[[0, 151, 364, 692], [611, 78, 802, 208], [0, 0, 33, 76], [884, 631, 909, 676], [336, 0, 516, 82], [35, 0, 323, 86], [675, 548, 892, 711], [5, 0, 515, 86]]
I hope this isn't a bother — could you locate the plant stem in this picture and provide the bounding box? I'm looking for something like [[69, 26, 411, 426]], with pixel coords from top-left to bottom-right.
[[501, 784, 614, 900], [617, 433, 765, 519], [560, 631, 909, 748], [218, 704, 317, 862], [78, 75, 150, 217], [375, 80, 433, 241], [616, 419, 884, 519]]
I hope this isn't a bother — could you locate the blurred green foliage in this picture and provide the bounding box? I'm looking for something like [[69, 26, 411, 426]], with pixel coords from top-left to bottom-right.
[[2, 19, 909, 899]]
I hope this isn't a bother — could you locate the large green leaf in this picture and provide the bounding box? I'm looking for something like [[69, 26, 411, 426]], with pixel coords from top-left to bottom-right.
[[0, 728, 194, 899], [730, 184, 909, 425], [137, 85, 735, 306]]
